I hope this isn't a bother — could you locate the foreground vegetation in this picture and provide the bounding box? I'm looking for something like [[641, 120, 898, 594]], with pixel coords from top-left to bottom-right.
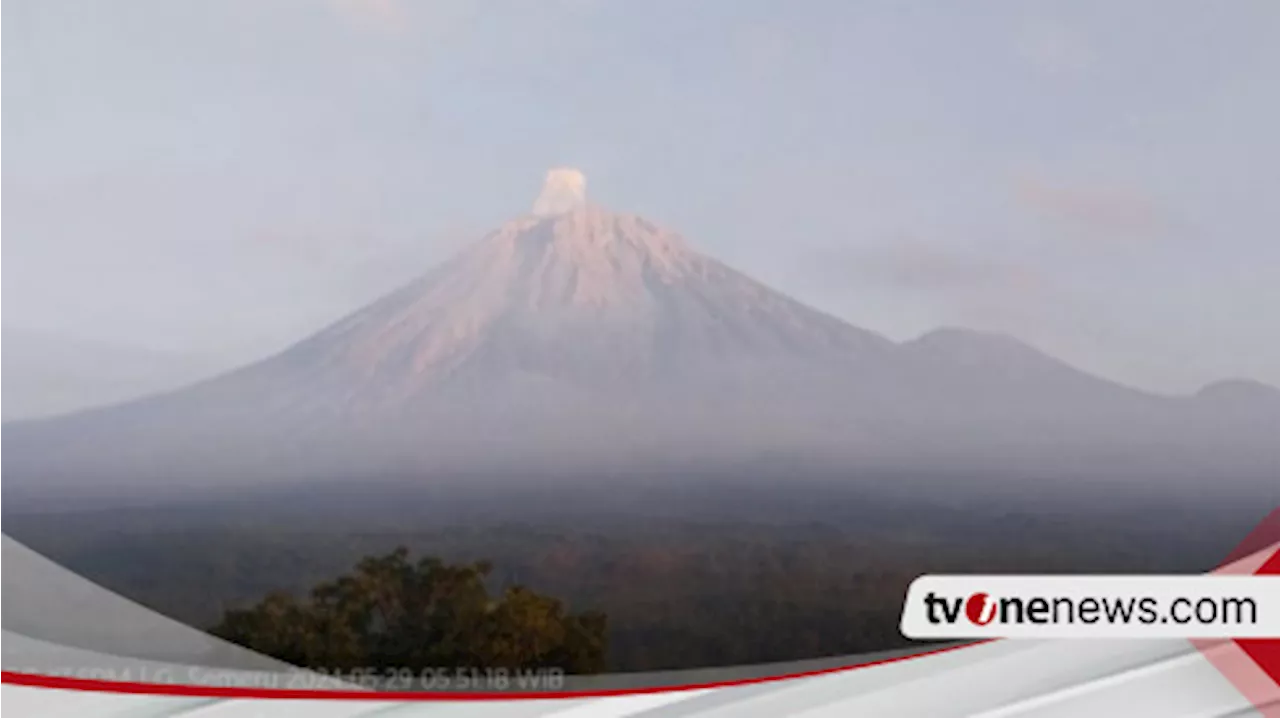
[[212, 548, 608, 674]]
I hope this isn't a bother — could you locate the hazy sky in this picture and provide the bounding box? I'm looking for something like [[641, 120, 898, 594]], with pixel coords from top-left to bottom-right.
[[4, 0, 1278, 393]]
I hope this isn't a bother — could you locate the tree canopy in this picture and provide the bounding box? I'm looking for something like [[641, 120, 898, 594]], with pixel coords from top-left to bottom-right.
[[212, 547, 607, 674]]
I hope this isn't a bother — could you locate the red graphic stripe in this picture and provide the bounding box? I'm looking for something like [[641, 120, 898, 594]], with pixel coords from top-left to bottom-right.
[[1197, 507, 1280, 716], [1236, 547, 1280, 686]]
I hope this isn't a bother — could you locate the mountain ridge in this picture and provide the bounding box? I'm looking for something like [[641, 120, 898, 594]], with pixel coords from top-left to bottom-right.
[[3, 201, 1277, 498]]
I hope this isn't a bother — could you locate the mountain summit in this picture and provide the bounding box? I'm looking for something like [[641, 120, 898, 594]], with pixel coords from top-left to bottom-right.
[[4, 179, 1277, 497], [288, 202, 890, 402]]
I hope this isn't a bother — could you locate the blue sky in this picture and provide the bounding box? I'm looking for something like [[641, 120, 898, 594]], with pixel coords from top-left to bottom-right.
[[4, 0, 1278, 392]]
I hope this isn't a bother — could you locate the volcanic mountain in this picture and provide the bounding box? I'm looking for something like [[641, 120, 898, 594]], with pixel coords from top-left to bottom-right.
[[4, 177, 1278, 498]]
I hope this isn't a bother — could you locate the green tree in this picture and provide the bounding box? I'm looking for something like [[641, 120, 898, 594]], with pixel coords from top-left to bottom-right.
[[212, 547, 607, 674]]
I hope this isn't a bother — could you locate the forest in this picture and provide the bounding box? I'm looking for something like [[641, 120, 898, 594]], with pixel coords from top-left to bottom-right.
[[4, 482, 1259, 672]]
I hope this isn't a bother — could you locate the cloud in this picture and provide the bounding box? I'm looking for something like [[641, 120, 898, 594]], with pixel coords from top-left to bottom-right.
[[1013, 176, 1178, 240]]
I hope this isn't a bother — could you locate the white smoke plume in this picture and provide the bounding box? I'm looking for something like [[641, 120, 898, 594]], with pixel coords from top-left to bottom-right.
[[532, 168, 587, 216]]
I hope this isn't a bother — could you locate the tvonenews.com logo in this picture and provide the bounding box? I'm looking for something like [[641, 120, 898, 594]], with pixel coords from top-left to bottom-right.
[[924, 590, 1256, 627], [899, 576, 1280, 639]]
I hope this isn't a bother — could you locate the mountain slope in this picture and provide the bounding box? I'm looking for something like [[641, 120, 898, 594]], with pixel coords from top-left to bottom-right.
[[2, 206, 899, 489], [3, 204, 1277, 498]]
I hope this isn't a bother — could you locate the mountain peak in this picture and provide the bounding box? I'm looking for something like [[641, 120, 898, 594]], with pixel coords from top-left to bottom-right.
[[271, 201, 888, 399], [521, 169, 695, 270], [501, 204, 694, 275]]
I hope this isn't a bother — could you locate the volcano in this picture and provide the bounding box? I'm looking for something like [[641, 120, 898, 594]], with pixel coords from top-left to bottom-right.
[[4, 173, 1277, 498]]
